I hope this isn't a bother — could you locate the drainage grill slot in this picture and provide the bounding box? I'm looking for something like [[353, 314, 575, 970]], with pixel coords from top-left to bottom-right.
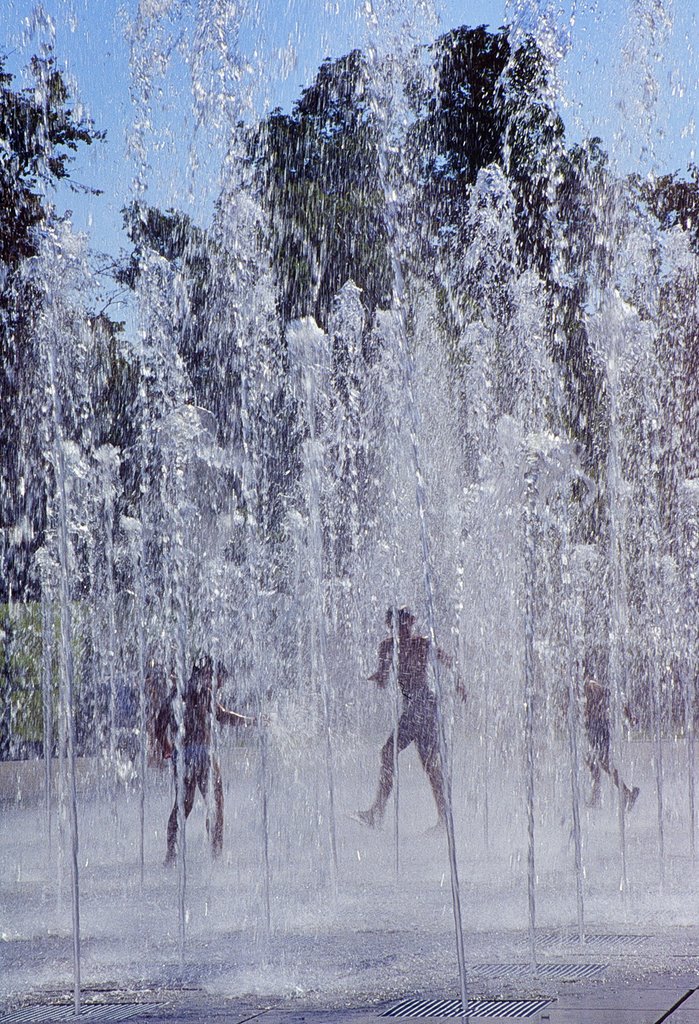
[[382, 997, 555, 1019], [540, 933, 648, 950], [473, 963, 606, 981], [0, 1005, 162, 1024]]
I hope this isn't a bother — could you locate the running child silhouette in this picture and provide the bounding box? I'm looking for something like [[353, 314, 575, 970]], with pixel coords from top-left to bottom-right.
[[357, 606, 464, 830]]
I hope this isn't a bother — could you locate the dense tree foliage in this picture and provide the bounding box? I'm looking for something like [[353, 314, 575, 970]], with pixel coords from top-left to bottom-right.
[[249, 49, 393, 330], [116, 24, 699, 563], [118, 196, 300, 545], [3, 24, 699, 621], [0, 53, 106, 602], [637, 165, 699, 248], [118, 203, 216, 416], [0, 54, 104, 266]]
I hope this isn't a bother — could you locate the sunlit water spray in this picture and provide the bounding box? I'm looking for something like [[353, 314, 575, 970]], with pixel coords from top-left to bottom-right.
[[3, 0, 699, 1011]]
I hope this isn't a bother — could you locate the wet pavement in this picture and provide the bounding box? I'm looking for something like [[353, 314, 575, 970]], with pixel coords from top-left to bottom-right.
[[2, 964, 699, 1024], [3, 742, 699, 1024]]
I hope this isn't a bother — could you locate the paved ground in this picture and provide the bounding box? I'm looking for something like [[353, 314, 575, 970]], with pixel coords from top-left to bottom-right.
[[2, 966, 699, 1024], [3, 744, 699, 1023]]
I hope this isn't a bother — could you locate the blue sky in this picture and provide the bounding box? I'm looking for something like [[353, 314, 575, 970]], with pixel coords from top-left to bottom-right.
[[2, 0, 697, 268]]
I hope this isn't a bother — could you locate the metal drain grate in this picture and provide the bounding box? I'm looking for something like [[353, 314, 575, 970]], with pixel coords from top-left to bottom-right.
[[540, 932, 648, 950], [382, 997, 554, 1019], [0, 1004, 162, 1024], [473, 963, 606, 981]]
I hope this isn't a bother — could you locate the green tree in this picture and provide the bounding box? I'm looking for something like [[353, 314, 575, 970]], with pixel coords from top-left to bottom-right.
[[634, 166, 699, 529], [636, 165, 699, 249], [118, 202, 214, 410], [0, 53, 104, 266], [118, 196, 297, 543], [0, 52, 105, 602], [406, 24, 511, 258], [405, 27, 565, 285], [250, 49, 393, 330], [550, 138, 612, 510], [497, 35, 566, 277], [87, 312, 142, 516]]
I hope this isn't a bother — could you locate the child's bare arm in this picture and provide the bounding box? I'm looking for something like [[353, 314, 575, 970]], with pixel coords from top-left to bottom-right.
[[369, 639, 393, 687], [216, 702, 257, 727]]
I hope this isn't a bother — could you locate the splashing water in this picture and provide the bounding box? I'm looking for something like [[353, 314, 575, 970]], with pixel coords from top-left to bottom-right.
[[2, 0, 699, 1010]]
